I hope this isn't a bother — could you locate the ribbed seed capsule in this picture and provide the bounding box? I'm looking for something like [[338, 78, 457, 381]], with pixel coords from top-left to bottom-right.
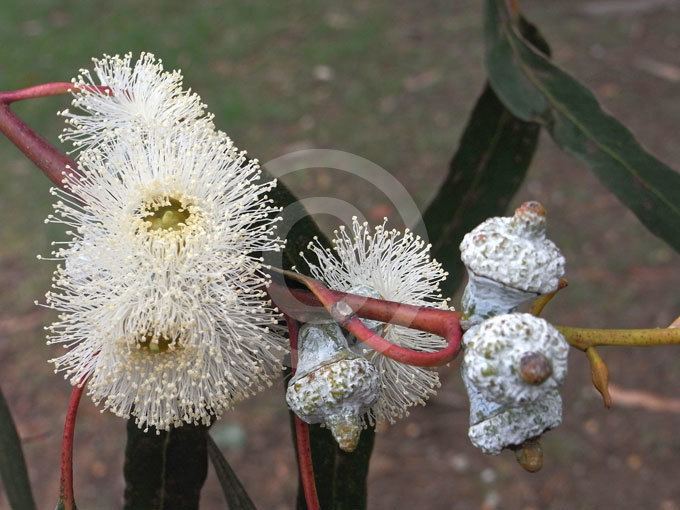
[[286, 321, 380, 452]]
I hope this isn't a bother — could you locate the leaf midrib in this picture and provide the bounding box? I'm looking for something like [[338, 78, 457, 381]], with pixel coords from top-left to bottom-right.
[[495, 1, 680, 217]]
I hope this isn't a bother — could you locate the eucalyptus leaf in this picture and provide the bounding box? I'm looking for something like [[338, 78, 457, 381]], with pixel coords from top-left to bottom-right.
[[0, 387, 36, 510], [123, 420, 208, 510], [485, 0, 680, 252], [206, 432, 257, 510], [423, 15, 548, 297]]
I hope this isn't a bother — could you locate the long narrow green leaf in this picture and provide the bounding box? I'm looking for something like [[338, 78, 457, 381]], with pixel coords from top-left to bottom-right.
[[0, 387, 36, 510], [123, 420, 208, 510], [206, 433, 257, 510], [485, 0, 680, 252], [332, 427, 374, 510], [423, 17, 548, 297]]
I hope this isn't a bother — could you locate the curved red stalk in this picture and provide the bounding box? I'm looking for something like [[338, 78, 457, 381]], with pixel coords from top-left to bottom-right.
[[269, 269, 463, 367], [0, 103, 77, 187], [0, 82, 75, 104], [285, 315, 320, 510], [59, 379, 86, 510], [0, 83, 108, 188]]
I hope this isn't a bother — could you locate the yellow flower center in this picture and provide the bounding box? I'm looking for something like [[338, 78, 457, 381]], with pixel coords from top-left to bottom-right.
[[142, 197, 191, 232], [137, 334, 178, 353]]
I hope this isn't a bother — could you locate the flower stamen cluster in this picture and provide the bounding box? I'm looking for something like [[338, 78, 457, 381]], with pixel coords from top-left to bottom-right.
[[41, 53, 286, 431]]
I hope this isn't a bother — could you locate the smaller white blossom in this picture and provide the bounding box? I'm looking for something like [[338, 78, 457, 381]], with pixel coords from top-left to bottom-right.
[[300, 217, 450, 424], [59, 52, 211, 153]]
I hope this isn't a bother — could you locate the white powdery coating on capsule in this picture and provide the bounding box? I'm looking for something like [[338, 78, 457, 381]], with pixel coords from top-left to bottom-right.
[[463, 313, 569, 405], [301, 217, 450, 424], [286, 355, 380, 451], [467, 390, 562, 455], [42, 125, 285, 431], [59, 52, 211, 153], [459, 202, 565, 294]]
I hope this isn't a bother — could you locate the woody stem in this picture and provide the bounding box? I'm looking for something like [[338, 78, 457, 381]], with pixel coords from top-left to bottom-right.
[[0, 103, 76, 187]]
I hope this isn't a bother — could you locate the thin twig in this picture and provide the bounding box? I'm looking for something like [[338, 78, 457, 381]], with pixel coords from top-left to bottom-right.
[[59, 379, 87, 510], [0, 83, 108, 187], [557, 326, 680, 351], [285, 315, 320, 510]]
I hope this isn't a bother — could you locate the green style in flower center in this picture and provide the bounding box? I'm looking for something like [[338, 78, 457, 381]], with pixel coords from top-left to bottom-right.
[[142, 197, 191, 232]]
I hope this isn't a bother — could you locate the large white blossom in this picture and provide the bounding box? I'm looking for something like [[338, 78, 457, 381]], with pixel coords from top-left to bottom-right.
[[59, 52, 211, 153], [300, 218, 450, 424], [43, 122, 285, 431]]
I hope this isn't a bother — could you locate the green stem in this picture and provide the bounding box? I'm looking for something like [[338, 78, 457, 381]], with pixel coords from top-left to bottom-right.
[[557, 326, 680, 351]]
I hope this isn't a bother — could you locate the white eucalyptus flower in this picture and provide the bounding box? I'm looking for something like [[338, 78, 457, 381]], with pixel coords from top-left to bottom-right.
[[42, 125, 285, 431], [59, 52, 211, 153], [300, 218, 450, 425]]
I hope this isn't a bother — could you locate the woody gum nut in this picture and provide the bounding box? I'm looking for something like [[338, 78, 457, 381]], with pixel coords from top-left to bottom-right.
[[286, 353, 380, 453], [463, 313, 568, 406], [459, 201, 565, 328]]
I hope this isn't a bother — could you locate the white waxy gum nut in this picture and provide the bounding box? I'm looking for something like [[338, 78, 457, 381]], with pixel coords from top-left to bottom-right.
[[459, 201, 565, 328], [286, 321, 380, 452], [461, 313, 569, 455]]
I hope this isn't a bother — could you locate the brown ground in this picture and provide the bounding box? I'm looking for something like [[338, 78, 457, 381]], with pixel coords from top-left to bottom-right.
[[1, 1, 680, 509]]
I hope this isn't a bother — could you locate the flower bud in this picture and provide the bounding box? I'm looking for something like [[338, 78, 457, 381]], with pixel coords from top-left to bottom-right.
[[463, 314, 568, 405], [461, 313, 568, 455], [286, 321, 380, 452], [459, 201, 565, 328]]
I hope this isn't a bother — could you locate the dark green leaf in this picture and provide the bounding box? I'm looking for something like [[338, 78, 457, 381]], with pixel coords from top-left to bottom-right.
[[206, 432, 257, 510], [123, 420, 208, 510], [0, 386, 36, 510], [423, 14, 549, 296], [269, 178, 326, 271], [485, 0, 680, 252], [423, 84, 541, 296], [332, 426, 374, 510]]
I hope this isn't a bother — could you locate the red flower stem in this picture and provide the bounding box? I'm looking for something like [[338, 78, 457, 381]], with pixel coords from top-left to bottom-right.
[[268, 269, 463, 367], [59, 379, 86, 510], [0, 82, 73, 104], [285, 314, 320, 510], [0, 82, 108, 188], [0, 103, 77, 187]]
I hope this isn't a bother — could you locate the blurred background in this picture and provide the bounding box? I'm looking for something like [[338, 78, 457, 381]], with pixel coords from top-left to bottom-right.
[[1, 1, 680, 508]]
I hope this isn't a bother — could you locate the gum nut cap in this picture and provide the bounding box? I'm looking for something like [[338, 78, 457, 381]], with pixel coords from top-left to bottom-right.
[[463, 313, 568, 405], [286, 356, 380, 449], [459, 201, 565, 294]]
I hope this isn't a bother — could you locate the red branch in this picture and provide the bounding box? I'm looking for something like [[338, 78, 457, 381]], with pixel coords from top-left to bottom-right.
[[0, 82, 108, 188], [59, 380, 86, 510], [0, 103, 77, 187], [285, 315, 320, 510], [0, 82, 75, 104], [269, 269, 463, 367]]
